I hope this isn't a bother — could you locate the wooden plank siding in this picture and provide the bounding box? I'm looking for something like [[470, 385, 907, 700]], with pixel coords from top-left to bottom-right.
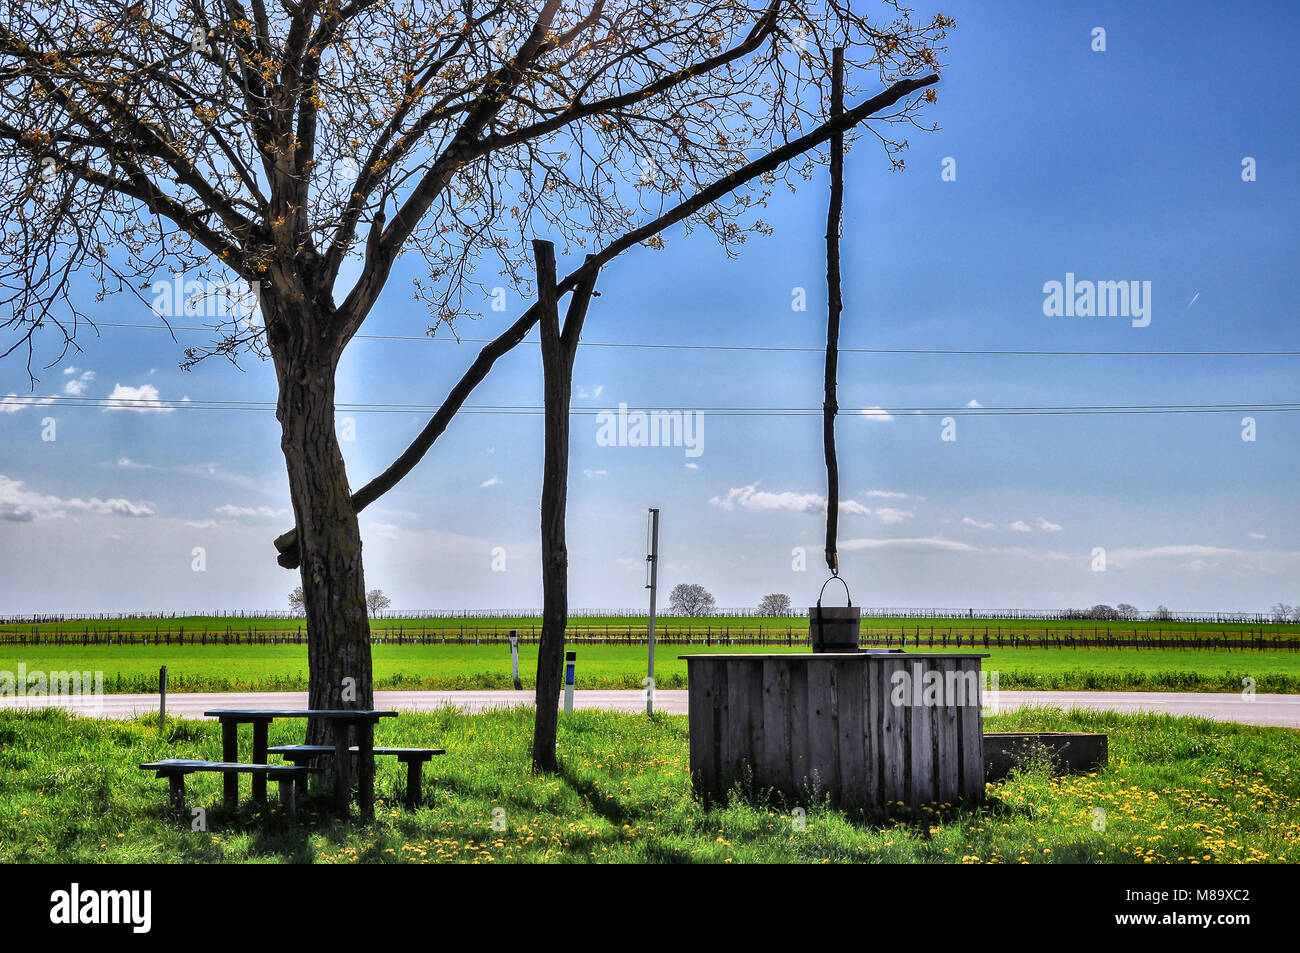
[[684, 653, 988, 810]]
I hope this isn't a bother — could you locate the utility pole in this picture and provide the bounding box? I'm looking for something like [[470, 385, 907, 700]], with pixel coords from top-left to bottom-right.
[[645, 507, 660, 715]]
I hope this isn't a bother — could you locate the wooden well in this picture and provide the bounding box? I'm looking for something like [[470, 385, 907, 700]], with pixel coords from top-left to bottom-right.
[[683, 652, 988, 809]]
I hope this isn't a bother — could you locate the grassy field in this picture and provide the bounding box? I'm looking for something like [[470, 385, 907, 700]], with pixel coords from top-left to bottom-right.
[[3, 613, 1294, 640], [0, 706, 1295, 863], [3, 642, 1299, 693]]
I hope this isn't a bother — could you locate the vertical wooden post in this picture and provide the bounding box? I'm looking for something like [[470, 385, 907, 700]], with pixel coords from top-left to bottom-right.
[[251, 720, 269, 804], [278, 776, 297, 819], [356, 719, 375, 819], [404, 759, 422, 810], [221, 719, 238, 809], [822, 46, 845, 575], [167, 773, 186, 814], [534, 238, 567, 773], [333, 726, 350, 816], [158, 665, 167, 732]]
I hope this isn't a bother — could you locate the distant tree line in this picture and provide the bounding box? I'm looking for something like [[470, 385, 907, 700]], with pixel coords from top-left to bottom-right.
[[1062, 602, 1298, 623], [658, 589, 1300, 624]]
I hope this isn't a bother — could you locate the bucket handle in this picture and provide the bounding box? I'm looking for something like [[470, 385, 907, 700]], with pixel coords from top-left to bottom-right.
[[816, 575, 852, 609]]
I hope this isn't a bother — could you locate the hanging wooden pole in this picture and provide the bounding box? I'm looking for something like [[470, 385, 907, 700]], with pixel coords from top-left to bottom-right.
[[823, 47, 845, 576]]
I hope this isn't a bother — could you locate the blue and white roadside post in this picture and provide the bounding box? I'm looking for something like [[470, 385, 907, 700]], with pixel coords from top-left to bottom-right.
[[563, 651, 576, 712]]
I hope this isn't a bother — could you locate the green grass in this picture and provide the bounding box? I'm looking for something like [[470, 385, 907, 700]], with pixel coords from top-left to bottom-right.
[[4, 643, 1299, 693], [0, 706, 1295, 863]]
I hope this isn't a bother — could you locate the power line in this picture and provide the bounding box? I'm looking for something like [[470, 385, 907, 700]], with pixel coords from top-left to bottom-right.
[[11, 394, 1300, 417], [82, 321, 1300, 357]]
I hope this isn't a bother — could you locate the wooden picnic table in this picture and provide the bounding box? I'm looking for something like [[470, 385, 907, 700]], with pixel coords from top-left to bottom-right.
[[203, 709, 397, 816]]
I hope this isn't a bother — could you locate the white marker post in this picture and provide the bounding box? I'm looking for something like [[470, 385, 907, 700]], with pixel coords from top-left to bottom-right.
[[645, 507, 660, 715], [509, 629, 522, 690], [563, 651, 577, 712]]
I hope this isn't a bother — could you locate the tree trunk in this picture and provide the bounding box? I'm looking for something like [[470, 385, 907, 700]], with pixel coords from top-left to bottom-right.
[[272, 327, 372, 748], [532, 241, 568, 773], [531, 246, 599, 773]]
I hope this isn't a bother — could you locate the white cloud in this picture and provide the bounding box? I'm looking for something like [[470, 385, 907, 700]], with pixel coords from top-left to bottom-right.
[[839, 537, 979, 553], [108, 457, 271, 494], [0, 474, 155, 521], [479, 475, 502, 488], [966, 399, 982, 408], [963, 515, 1058, 533], [987, 545, 1073, 562], [1249, 532, 1267, 540], [363, 521, 401, 540], [863, 489, 910, 499], [583, 469, 608, 478], [709, 484, 899, 521], [711, 485, 824, 514], [708, 484, 878, 518], [858, 406, 894, 422], [685, 462, 699, 470], [873, 507, 914, 525], [63, 370, 95, 396], [1108, 544, 1245, 564], [214, 504, 288, 520], [103, 383, 173, 412]]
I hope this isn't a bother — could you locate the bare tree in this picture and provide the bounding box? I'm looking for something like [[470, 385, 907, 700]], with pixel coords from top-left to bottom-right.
[[1116, 602, 1138, 621], [669, 583, 716, 617], [532, 239, 599, 770], [288, 586, 305, 613], [0, 1, 949, 747], [365, 589, 391, 616], [759, 593, 792, 616]]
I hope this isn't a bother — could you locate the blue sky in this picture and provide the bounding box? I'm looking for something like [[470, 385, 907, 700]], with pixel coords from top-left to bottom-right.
[[1, 0, 1297, 614]]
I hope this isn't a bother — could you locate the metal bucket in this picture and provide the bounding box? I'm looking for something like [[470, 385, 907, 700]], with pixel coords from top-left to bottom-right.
[[809, 576, 861, 653]]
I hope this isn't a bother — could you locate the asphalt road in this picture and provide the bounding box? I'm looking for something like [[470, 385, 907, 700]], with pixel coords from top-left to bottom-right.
[[1, 689, 1296, 727]]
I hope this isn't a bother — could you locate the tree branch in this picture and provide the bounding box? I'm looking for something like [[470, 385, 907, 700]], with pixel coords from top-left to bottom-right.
[[273, 70, 939, 567]]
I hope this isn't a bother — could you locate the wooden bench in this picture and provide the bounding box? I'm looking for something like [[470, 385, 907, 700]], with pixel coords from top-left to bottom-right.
[[139, 759, 312, 817], [268, 745, 445, 809]]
